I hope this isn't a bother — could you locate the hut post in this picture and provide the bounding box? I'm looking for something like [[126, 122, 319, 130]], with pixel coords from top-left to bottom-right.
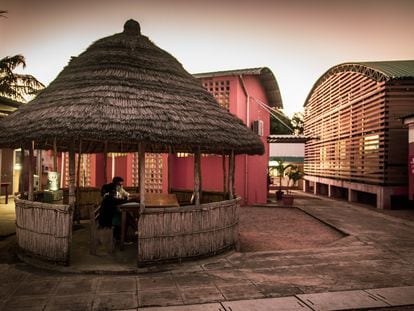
[[68, 140, 76, 214], [36, 149, 42, 190], [139, 142, 146, 213], [19, 147, 25, 195], [103, 140, 108, 183], [53, 137, 58, 172], [194, 147, 202, 206], [167, 146, 172, 194], [222, 154, 227, 198], [0, 149, 2, 190], [75, 139, 82, 224], [28, 142, 34, 201], [228, 150, 235, 200]]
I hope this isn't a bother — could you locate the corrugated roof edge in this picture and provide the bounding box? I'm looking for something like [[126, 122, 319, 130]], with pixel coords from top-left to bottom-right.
[[304, 60, 414, 107]]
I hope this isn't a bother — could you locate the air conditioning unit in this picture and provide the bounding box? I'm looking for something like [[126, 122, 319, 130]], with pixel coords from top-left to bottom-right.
[[252, 120, 264, 136]]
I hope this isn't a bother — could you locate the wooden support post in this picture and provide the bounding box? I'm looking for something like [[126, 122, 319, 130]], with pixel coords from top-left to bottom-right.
[[167, 146, 172, 194], [0, 149, 2, 191], [194, 147, 201, 206], [228, 150, 235, 200], [139, 142, 146, 213], [19, 147, 25, 195], [222, 154, 227, 198], [28, 142, 34, 201], [75, 139, 82, 224], [103, 141, 108, 184], [53, 137, 58, 172], [36, 149, 42, 191], [68, 141, 76, 213]]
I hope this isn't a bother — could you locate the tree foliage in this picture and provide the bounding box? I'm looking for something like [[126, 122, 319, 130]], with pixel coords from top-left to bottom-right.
[[270, 110, 293, 134], [0, 55, 44, 102], [270, 110, 304, 135], [291, 112, 304, 135]]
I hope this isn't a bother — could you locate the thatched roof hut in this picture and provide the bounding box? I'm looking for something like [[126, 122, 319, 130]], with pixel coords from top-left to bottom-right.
[[0, 19, 263, 155]]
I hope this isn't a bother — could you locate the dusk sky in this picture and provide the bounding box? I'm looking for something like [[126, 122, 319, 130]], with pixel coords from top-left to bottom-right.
[[1, 0, 413, 116]]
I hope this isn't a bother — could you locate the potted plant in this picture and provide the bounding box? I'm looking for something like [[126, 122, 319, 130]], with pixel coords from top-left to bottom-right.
[[283, 166, 304, 206], [274, 159, 292, 201]]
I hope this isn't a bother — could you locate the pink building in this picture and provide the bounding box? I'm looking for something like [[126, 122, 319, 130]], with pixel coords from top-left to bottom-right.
[[187, 68, 282, 205], [9, 68, 282, 206], [91, 68, 282, 205]]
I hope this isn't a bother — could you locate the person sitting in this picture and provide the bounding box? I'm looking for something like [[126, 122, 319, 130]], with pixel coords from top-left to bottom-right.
[[98, 182, 126, 241], [112, 176, 130, 199]]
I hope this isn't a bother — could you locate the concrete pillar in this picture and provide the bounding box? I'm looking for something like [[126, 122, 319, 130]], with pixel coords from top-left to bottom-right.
[[328, 184, 332, 197], [303, 180, 310, 193], [377, 187, 392, 209], [348, 189, 357, 203], [313, 182, 318, 195]]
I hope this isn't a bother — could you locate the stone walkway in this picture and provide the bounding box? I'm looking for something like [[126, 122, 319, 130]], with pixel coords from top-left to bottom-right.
[[0, 193, 414, 310]]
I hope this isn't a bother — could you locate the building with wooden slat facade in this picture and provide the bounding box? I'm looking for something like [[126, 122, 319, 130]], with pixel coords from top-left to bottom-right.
[[303, 61, 414, 209], [402, 113, 414, 204]]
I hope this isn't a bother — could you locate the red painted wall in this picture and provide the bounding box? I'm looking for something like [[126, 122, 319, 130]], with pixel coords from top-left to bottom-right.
[[170, 74, 270, 205]]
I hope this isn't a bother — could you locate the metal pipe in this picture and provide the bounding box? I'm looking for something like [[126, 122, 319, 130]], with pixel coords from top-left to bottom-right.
[[239, 75, 250, 204]]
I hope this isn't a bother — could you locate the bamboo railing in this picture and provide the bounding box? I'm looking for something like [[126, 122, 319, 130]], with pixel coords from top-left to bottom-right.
[[15, 196, 73, 264], [137, 197, 240, 264]]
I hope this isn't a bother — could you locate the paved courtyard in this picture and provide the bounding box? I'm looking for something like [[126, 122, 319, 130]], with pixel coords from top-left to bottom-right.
[[0, 192, 414, 310]]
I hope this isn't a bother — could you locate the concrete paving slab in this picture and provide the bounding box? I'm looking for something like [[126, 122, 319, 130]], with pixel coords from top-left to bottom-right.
[[296, 289, 389, 310], [218, 284, 265, 300], [138, 275, 176, 290], [44, 295, 93, 311], [366, 286, 414, 306], [180, 286, 224, 304], [55, 276, 98, 296], [92, 293, 138, 310], [138, 288, 183, 307], [0, 295, 49, 311], [12, 278, 59, 296], [140, 303, 223, 310], [222, 296, 312, 310], [174, 272, 216, 288], [97, 276, 137, 293]]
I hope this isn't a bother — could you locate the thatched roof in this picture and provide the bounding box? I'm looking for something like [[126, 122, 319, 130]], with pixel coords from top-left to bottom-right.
[[0, 20, 264, 155], [0, 96, 23, 117]]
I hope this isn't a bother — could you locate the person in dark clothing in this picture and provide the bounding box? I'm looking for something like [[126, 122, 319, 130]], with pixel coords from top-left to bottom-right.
[[98, 183, 126, 240]]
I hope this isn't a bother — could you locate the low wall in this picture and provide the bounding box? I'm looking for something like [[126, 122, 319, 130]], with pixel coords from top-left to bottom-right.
[[63, 187, 101, 220], [15, 197, 73, 264], [138, 197, 240, 264]]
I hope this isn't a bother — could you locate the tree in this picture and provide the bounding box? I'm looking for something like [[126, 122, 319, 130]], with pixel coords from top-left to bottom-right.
[[0, 55, 44, 102], [272, 159, 292, 200], [270, 110, 293, 134], [286, 165, 304, 193], [291, 112, 304, 135]]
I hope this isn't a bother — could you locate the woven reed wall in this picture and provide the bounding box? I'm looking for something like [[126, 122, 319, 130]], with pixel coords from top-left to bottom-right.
[[138, 197, 240, 263], [63, 187, 101, 219], [15, 197, 72, 264], [171, 189, 226, 205]]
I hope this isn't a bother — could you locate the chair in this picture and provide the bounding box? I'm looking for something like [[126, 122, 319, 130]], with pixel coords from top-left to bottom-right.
[[89, 203, 114, 255]]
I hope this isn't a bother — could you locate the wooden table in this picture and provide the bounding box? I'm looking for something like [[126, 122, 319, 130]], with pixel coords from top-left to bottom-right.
[[118, 193, 179, 250], [1, 182, 10, 204]]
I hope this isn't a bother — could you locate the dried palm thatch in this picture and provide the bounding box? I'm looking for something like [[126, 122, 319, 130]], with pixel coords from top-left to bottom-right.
[[0, 20, 264, 155]]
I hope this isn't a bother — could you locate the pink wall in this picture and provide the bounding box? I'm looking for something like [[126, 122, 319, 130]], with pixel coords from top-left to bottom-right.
[[170, 74, 270, 205]]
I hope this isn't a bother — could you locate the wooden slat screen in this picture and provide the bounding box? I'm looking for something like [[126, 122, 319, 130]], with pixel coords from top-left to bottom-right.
[[304, 72, 414, 186]]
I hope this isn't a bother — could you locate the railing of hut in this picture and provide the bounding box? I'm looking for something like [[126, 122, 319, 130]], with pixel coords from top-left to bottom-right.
[[138, 196, 240, 264], [14, 196, 73, 264]]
